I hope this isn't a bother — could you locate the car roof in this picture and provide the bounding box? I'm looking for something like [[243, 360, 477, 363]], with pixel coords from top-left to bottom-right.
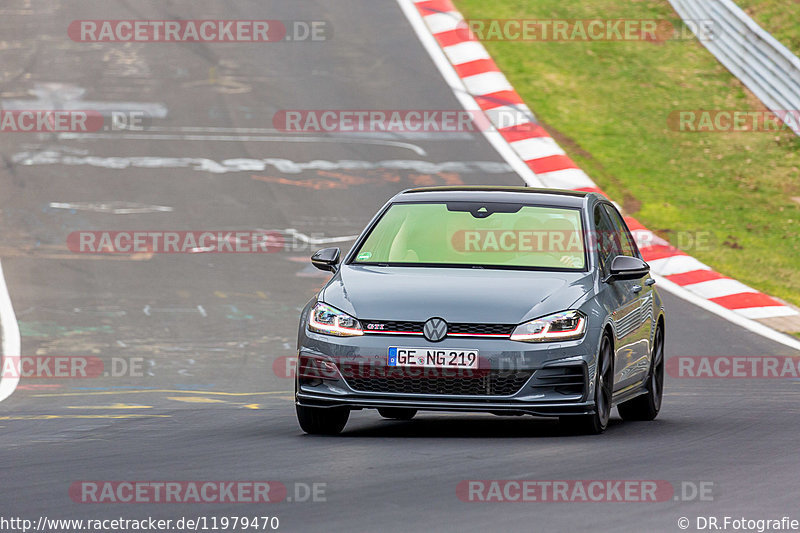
[[391, 186, 597, 208]]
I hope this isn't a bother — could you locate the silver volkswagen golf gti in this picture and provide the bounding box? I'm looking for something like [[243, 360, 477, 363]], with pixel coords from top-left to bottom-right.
[[295, 187, 665, 435]]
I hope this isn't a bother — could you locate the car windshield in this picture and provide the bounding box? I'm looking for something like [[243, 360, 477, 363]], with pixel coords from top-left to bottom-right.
[[351, 201, 586, 270]]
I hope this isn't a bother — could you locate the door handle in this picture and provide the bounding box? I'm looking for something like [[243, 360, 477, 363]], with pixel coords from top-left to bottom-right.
[[645, 278, 656, 286], [631, 285, 642, 293]]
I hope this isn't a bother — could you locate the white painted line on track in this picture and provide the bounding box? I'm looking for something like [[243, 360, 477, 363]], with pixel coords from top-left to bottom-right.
[[56, 132, 429, 156], [49, 202, 173, 214], [0, 260, 21, 402], [132, 126, 474, 141]]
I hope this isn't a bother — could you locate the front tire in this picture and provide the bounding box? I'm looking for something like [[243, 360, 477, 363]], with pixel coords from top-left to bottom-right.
[[378, 408, 417, 420], [296, 405, 349, 435], [561, 334, 613, 435], [618, 324, 664, 421]]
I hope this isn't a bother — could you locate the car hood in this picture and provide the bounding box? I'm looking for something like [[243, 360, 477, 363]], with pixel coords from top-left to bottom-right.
[[321, 265, 594, 324]]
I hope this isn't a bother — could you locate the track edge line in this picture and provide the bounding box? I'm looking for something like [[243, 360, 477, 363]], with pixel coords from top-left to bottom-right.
[[0, 259, 21, 402]]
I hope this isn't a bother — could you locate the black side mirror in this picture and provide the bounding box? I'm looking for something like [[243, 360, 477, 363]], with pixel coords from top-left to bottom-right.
[[311, 247, 341, 272], [606, 255, 650, 281]]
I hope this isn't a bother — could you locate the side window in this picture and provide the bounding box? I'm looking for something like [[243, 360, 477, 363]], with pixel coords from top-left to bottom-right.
[[593, 205, 619, 270], [602, 204, 639, 258]]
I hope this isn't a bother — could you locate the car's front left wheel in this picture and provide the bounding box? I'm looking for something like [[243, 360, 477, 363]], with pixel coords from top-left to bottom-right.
[[296, 405, 349, 435], [560, 333, 614, 435]]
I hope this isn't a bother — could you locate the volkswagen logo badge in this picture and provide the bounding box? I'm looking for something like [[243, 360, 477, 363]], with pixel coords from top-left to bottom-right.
[[423, 317, 448, 342]]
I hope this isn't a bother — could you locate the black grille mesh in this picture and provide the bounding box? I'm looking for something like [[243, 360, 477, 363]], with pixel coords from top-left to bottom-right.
[[345, 371, 532, 396], [449, 323, 514, 335], [364, 321, 424, 333]]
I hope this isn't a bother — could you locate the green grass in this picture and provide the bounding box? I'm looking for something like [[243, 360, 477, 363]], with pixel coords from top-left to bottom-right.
[[735, 0, 800, 56], [455, 0, 800, 309]]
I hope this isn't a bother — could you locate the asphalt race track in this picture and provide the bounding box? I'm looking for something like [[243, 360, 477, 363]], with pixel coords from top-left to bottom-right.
[[1, 1, 799, 532]]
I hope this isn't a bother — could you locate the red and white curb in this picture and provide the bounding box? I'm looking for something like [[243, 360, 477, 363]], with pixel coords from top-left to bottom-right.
[[398, 0, 800, 349]]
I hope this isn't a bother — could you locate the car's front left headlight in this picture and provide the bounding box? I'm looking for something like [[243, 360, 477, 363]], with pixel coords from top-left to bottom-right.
[[308, 302, 364, 337], [510, 310, 587, 342]]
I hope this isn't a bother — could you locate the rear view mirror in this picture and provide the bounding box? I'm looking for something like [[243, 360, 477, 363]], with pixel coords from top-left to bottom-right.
[[607, 255, 649, 281], [311, 247, 341, 272]]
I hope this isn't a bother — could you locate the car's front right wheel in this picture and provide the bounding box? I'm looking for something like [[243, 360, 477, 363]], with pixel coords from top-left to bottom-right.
[[296, 405, 349, 435]]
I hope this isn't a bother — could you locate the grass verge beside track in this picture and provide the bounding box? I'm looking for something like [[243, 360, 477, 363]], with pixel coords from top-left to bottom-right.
[[456, 0, 800, 308]]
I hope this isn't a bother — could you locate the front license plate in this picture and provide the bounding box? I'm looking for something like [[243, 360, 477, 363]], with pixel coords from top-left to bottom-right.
[[388, 347, 478, 369]]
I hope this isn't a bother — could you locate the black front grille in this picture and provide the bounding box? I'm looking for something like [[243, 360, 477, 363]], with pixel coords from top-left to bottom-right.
[[345, 370, 533, 396], [449, 323, 514, 335], [363, 320, 424, 333], [362, 320, 514, 337]]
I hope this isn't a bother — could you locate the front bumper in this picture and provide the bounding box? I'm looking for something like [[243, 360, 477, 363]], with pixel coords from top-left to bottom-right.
[[295, 327, 601, 417], [296, 390, 595, 416]]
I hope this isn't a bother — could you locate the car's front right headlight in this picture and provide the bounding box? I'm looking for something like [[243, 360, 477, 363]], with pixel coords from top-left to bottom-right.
[[510, 310, 587, 342], [308, 302, 364, 337]]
